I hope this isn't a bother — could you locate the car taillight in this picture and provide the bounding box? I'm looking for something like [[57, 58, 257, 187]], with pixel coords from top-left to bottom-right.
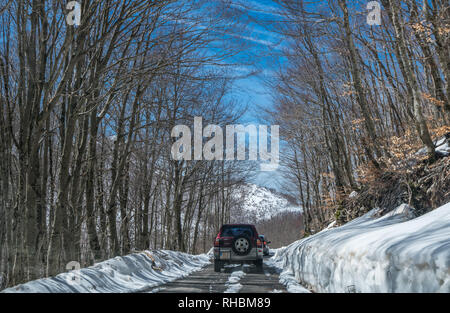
[[256, 238, 262, 247], [264, 241, 267, 245]]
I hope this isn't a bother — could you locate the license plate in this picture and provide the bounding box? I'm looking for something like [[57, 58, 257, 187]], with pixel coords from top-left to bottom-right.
[[220, 251, 230, 260]]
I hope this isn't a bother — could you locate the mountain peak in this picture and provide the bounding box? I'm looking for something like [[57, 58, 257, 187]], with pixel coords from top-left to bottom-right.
[[230, 183, 303, 224]]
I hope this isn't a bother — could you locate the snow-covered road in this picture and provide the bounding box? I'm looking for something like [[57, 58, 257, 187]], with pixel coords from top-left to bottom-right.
[[144, 256, 309, 293]]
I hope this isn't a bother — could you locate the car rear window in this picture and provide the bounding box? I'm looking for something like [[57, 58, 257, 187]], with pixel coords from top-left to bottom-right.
[[221, 225, 254, 237]]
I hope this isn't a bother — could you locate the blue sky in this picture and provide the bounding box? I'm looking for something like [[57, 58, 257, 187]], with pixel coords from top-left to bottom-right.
[[228, 0, 285, 112], [219, 0, 288, 190], [221, 0, 385, 191]]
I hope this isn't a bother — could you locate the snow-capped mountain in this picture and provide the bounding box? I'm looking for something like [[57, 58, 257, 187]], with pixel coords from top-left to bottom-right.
[[230, 184, 303, 223]]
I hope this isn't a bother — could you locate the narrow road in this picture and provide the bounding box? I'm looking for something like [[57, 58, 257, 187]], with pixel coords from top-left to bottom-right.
[[147, 256, 287, 293]]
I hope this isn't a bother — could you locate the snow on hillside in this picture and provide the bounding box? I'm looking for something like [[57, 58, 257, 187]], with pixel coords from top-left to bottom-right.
[[231, 184, 303, 223], [417, 135, 450, 157], [270, 202, 450, 293], [435, 137, 450, 156], [2, 250, 211, 293]]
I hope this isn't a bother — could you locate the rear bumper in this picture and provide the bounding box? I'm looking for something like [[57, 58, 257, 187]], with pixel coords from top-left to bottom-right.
[[214, 247, 263, 262]]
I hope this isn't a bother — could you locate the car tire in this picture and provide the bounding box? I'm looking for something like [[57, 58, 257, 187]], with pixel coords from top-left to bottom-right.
[[231, 236, 252, 256], [214, 260, 222, 272]]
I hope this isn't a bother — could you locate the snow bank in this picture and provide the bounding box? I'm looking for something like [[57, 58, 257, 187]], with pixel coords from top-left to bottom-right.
[[417, 135, 450, 157], [2, 250, 211, 293], [266, 248, 311, 293], [435, 137, 450, 156], [278, 271, 311, 293], [271, 203, 450, 293]]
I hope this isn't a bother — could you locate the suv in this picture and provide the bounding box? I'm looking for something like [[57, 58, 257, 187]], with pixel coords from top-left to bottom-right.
[[213, 224, 264, 272]]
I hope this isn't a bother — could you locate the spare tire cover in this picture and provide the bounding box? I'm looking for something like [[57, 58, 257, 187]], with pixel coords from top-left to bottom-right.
[[232, 236, 252, 256]]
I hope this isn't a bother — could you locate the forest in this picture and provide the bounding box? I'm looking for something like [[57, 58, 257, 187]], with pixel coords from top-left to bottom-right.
[[0, 0, 257, 288], [0, 0, 449, 290], [266, 0, 449, 234]]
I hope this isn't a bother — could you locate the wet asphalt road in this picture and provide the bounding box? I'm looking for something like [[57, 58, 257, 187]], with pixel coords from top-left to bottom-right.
[[146, 255, 287, 293]]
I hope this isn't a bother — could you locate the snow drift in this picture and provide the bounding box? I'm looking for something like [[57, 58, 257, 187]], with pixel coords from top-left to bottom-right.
[[271, 202, 450, 293], [266, 248, 311, 293], [2, 250, 211, 293]]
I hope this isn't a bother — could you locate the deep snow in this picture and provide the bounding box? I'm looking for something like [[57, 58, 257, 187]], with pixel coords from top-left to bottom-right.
[[2, 250, 211, 293], [270, 202, 450, 293], [266, 249, 311, 293]]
